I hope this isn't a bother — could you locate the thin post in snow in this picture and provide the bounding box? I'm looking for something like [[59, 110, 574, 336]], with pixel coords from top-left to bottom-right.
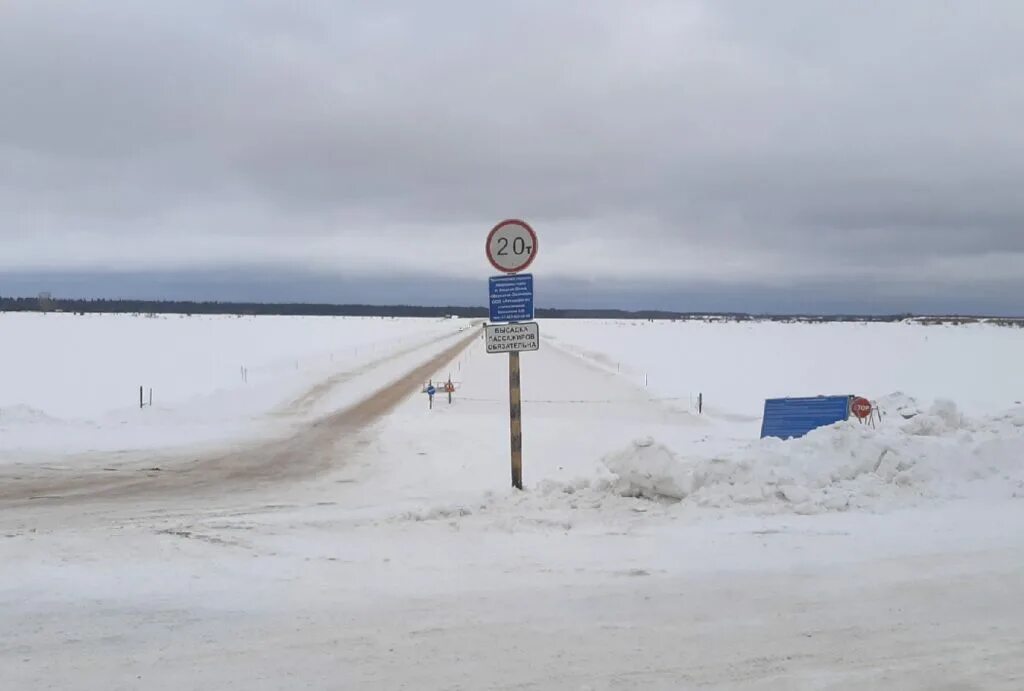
[[148, 388, 153, 408], [509, 351, 523, 490], [139, 386, 144, 409]]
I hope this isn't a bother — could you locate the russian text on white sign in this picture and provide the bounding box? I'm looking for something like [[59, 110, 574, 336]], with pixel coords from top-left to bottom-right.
[[485, 322, 540, 354]]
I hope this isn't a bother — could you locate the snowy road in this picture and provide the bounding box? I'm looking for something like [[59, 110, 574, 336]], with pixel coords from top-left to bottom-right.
[[0, 328, 479, 511], [2, 323, 1023, 689]]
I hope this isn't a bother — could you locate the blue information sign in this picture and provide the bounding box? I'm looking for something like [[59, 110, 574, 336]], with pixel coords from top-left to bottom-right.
[[760, 396, 851, 440], [489, 274, 534, 323]]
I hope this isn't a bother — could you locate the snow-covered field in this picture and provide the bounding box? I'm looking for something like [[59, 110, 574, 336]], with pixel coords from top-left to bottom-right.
[[2, 315, 1023, 689], [0, 312, 468, 456], [544, 319, 1024, 417]]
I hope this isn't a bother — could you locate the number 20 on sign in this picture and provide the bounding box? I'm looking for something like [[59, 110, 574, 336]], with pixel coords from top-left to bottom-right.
[[486, 219, 538, 274], [485, 219, 538, 491]]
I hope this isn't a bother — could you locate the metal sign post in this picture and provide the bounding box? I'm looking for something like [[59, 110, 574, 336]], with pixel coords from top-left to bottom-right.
[[509, 351, 523, 489], [485, 219, 538, 491]]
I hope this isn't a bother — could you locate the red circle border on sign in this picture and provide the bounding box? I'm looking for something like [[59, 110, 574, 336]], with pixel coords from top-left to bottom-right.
[[486, 219, 538, 274], [851, 397, 872, 419]]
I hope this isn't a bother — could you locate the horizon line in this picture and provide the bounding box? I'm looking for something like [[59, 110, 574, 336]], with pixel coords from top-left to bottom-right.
[[2, 294, 1021, 321]]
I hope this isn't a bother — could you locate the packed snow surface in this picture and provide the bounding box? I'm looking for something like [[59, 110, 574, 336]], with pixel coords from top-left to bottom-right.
[[2, 314, 1023, 689], [0, 312, 468, 455]]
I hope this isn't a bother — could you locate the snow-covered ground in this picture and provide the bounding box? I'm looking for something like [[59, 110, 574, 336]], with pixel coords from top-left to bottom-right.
[[2, 315, 1023, 689], [544, 319, 1024, 417], [0, 312, 469, 457]]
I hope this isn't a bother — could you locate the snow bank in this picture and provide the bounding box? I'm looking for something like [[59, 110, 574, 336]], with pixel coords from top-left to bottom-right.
[[0, 405, 58, 425], [603, 438, 697, 501], [383, 393, 1024, 526], [598, 399, 1024, 514]]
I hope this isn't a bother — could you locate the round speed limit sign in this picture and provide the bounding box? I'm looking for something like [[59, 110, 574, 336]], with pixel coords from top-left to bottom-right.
[[486, 219, 538, 273]]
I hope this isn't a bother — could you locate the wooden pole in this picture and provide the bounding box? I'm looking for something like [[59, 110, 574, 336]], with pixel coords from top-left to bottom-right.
[[509, 351, 523, 490], [139, 386, 143, 409]]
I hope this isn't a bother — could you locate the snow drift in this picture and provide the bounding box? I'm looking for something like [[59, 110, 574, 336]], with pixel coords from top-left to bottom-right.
[[599, 397, 1024, 514]]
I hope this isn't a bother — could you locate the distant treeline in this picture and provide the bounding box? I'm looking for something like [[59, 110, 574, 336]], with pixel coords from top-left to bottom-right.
[[0, 295, 1020, 326]]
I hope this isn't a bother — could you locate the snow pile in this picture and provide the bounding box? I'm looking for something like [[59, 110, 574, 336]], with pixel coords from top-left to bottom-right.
[[0, 405, 59, 425], [598, 400, 1024, 514], [898, 398, 965, 435], [988, 405, 1024, 427], [380, 394, 1023, 527], [396, 504, 476, 522], [603, 438, 697, 501], [876, 391, 925, 420]]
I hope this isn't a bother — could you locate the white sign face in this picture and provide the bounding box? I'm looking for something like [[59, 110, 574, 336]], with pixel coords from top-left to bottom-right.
[[486, 219, 538, 273], [485, 322, 540, 354]]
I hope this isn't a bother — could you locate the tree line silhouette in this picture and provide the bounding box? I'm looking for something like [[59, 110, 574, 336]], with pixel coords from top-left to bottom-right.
[[0, 295, 1019, 325]]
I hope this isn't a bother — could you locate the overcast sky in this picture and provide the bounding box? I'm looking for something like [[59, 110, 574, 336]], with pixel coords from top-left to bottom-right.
[[2, 1, 1022, 314]]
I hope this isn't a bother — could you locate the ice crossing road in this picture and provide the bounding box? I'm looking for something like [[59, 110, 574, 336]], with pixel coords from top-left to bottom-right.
[[3, 324, 1023, 690], [0, 329, 479, 511]]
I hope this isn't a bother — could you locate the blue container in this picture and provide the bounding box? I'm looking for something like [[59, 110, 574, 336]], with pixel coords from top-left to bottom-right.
[[760, 395, 852, 440]]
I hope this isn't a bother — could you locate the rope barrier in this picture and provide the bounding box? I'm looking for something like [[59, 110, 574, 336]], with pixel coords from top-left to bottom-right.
[[455, 396, 692, 404]]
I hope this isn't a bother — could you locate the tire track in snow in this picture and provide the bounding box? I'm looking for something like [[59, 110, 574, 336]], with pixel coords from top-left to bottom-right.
[[274, 329, 463, 419], [0, 329, 480, 509]]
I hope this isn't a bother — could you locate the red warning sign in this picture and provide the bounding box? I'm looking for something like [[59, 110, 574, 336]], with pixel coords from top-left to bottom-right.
[[851, 397, 873, 420]]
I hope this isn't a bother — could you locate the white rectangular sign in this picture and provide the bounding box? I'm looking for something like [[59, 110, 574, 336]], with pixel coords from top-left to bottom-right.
[[485, 322, 540, 354]]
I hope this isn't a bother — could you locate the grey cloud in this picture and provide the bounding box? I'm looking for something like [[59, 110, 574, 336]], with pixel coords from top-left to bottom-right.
[[1, 1, 1022, 312]]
